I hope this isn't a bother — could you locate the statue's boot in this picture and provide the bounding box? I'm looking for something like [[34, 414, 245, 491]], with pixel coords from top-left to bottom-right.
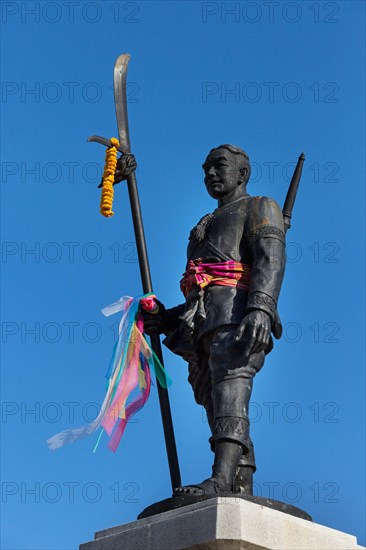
[[233, 464, 254, 495], [231, 378, 255, 495], [174, 440, 242, 495]]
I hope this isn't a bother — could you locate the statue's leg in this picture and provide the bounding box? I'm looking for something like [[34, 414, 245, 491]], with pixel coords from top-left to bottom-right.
[[232, 351, 265, 494], [176, 330, 242, 495], [175, 344, 217, 494], [176, 326, 254, 496], [207, 377, 250, 495], [234, 377, 255, 495], [209, 330, 266, 495]]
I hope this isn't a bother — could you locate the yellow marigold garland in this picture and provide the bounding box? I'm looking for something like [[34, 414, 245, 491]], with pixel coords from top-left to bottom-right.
[[100, 137, 119, 217]]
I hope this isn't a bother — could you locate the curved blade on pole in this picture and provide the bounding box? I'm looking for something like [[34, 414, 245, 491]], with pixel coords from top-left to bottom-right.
[[87, 135, 125, 154], [114, 54, 131, 154]]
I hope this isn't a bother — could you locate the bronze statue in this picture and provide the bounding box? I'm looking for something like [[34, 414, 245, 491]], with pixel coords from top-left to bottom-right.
[[140, 144, 288, 497], [87, 55, 307, 519]]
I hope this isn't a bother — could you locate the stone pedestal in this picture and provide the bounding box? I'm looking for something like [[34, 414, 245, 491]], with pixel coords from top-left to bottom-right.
[[80, 497, 364, 550]]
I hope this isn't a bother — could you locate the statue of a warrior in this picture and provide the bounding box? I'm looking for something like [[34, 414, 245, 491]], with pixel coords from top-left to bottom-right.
[[140, 144, 286, 496]]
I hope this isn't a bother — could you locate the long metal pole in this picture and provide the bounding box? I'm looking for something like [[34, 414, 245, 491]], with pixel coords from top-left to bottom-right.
[[89, 54, 181, 491], [125, 170, 181, 491]]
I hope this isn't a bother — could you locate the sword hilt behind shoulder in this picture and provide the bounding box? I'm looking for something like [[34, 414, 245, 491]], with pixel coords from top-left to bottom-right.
[[283, 153, 305, 233]]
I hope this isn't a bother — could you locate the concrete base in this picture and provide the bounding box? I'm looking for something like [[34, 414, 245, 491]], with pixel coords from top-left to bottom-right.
[[80, 497, 365, 550]]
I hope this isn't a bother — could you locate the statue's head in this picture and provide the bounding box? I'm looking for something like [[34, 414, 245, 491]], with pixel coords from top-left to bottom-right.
[[202, 144, 251, 199]]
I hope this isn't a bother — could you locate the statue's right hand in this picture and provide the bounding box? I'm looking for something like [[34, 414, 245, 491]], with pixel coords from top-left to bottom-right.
[[114, 154, 137, 184], [98, 154, 137, 188], [140, 299, 167, 336]]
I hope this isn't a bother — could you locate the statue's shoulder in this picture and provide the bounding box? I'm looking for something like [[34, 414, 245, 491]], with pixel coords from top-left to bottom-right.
[[246, 195, 284, 231]]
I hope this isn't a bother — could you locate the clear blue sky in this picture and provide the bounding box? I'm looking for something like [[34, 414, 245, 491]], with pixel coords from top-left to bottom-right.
[[1, 1, 365, 549]]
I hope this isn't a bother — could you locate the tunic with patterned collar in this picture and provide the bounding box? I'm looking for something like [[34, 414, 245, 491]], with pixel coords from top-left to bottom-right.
[[163, 194, 286, 355]]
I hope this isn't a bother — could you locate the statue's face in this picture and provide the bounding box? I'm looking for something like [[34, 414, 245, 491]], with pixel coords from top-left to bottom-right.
[[203, 148, 241, 199]]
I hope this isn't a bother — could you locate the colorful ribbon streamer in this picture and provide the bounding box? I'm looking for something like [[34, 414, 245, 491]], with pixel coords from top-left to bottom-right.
[[47, 293, 171, 453]]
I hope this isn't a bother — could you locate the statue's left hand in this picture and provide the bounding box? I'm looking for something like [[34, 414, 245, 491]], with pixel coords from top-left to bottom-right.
[[235, 310, 271, 359]]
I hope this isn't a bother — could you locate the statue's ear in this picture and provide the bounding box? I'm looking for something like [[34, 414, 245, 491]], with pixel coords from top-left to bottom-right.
[[239, 166, 247, 184]]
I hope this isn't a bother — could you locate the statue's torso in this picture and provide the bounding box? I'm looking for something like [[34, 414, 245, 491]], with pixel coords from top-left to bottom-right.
[[187, 196, 252, 264], [186, 196, 253, 337], [182, 194, 285, 338]]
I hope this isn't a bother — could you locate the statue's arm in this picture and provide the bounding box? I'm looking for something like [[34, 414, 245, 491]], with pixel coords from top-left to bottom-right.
[[142, 301, 185, 336], [164, 304, 186, 334], [235, 197, 286, 356], [245, 197, 286, 322]]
